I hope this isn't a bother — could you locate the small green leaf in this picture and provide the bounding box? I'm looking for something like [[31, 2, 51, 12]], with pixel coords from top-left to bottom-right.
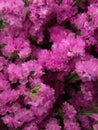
[[0, 18, 9, 30], [79, 110, 98, 116], [55, 108, 69, 120], [68, 72, 80, 82], [72, 0, 85, 7], [87, 15, 92, 21], [11, 50, 19, 61], [29, 85, 40, 98], [0, 43, 7, 49], [24, 0, 29, 7], [79, 104, 98, 116], [90, 128, 94, 130], [61, 20, 81, 35], [0, 19, 3, 29], [28, 71, 35, 79], [25, 11, 30, 20], [82, 112, 92, 116], [55, 109, 64, 118], [31, 85, 40, 92], [29, 92, 38, 98]]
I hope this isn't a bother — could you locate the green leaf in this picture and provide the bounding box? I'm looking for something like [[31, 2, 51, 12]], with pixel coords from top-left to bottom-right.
[[68, 72, 80, 82], [82, 112, 92, 116], [0, 18, 9, 30], [55, 109, 64, 119], [78, 104, 98, 116], [55, 108, 69, 120], [31, 85, 40, 93], [29, 92, 38, 98], [87, 15, 92, 21], [29, 85, 40, 98], [24, 0, 29, 7], [11, 51, 19, 62], [67, 22, 80, 35], [61, 20, 81, 35], [72, 0, 85, 7], [79, 110, 98, 116], [28, 71, 35, 79], [25, 11, 31, 20], [0, 19, 3, 29], [0, 43, 7, 49], [90, 128, 94, 130]]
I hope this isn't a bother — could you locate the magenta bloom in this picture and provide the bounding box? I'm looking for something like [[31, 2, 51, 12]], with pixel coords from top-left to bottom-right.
[[0, 0, 98, 129]]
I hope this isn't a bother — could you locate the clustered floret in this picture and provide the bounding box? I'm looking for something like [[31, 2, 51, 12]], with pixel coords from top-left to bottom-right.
[[0, 0, 98, 130]]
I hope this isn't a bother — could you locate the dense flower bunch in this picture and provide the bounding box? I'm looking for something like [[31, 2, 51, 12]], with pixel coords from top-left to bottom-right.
[[0, 0, 98, 130]]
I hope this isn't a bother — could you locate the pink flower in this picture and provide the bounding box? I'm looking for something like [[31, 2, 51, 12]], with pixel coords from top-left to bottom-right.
[[75, 58, 98, 81], [63, 102, 76, 119], [45, 118, 61, 130], [64, 120, 81, 130], [93, 124, 98, 130]]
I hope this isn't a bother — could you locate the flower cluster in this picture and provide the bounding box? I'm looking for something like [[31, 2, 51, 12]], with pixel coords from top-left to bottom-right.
[[0, 0, 98, 130]]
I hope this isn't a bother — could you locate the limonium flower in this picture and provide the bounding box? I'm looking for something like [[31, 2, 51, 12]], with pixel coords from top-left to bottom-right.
[[0, 0, 98, 129]]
